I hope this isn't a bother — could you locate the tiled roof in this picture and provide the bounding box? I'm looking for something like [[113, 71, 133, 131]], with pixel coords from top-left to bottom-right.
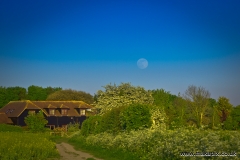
[[0, 112, 13, 124], [0, 100, 93, 117]]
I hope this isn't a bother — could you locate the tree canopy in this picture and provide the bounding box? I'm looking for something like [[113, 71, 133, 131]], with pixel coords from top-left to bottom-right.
[[46, 89, 94, 104], [184, 85, 210, 127], [94, 83, 154, 114]]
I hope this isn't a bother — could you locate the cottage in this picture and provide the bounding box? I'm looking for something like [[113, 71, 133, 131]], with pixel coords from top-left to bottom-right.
[[0, 100, 93, 129]]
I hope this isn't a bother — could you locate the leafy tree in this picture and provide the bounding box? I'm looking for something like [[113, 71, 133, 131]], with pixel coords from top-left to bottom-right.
[[120, 104, 152, 131], [0, 86, 27, 108], [223, 105, 240, 130], [46, 89, 93, 104], [94, 83, 154, 114], [27, 85, 61, 100], [184, 85, 210, 128], [207, 98, 221, 129], [24, 111, 48, 132], [0, 87, 7, 108], [170, 94, 187, 128], [217, 96, 233, 124]]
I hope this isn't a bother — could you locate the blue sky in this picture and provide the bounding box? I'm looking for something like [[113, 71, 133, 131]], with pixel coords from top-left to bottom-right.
[[0, 0, 240, 106]]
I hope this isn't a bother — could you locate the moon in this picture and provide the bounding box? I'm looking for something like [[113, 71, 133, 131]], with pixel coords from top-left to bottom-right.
[[137, 58, 148, 69]]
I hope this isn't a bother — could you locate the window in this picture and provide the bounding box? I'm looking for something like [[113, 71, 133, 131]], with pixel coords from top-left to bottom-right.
[[49, 109, 55, 115], [61, 109, 68, 115], [29, 110, 35, 115], [80, 109, 86, 115]]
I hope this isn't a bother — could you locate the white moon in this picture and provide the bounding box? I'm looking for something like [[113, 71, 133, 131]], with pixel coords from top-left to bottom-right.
[[137, 58, 148, 69]]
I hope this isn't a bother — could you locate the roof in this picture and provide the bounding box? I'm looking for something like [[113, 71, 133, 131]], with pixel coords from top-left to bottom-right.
[[0, 100, 93, 118], [0, 112, 13, 124]]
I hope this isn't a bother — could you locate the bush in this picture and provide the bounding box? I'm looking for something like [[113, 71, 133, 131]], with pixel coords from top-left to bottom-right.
[[24, 110, 48, 132], [120, 104, 152, 131], [67, 122, 80, 132], [81, 115, 103, 136], [74, 128, 240, 160]]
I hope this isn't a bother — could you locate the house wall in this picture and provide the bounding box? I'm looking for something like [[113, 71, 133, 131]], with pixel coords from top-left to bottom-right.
[[46, 116, 87, 128]]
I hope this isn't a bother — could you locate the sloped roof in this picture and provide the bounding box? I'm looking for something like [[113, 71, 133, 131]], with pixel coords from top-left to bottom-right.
[[0, 100, 93, 117], [0, 112, 13, 124]]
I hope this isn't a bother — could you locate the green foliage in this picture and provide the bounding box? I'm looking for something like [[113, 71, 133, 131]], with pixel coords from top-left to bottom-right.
[[120, 104, 152, 131], [0, 85, 61, 108], [223, 105, 240, 130], [28, 85, 61, 101], [24, 111, 48, 132], [0, 124, 23, 132], [184, 85, 211, 128], [0, 132, 59, 159], [101, 106, 125, 133], [74, 128, 240, 160], [67, 122, 80, 132], [69, 135, 140, 160], [0, 86, 27, 108], [150, 107, 167, 130], [47, 89, 94, 104], [94, 82, 154, 114], [217, 96, 233, 123], [81, 115, 103, 136]]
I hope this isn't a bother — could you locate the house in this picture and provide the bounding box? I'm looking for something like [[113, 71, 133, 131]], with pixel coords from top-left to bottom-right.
[[0, 100, 94, 129]]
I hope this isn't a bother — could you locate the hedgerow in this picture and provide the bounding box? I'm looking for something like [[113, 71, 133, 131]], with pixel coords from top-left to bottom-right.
[[72, 128, 240, 160]]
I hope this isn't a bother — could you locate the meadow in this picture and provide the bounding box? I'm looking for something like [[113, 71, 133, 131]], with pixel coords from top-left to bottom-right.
[[0, 124, 59, 160]]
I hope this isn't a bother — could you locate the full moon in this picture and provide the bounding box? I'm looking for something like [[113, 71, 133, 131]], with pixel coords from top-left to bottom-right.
[[137, 58, 148, 69]]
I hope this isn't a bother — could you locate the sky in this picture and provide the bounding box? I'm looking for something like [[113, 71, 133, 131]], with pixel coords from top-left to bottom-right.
[[0, 0, 240, 106]]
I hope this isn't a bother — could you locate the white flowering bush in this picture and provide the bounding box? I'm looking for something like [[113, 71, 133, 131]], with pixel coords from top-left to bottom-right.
[[94, 83, 154, 114], [72, 128, 240, 160]]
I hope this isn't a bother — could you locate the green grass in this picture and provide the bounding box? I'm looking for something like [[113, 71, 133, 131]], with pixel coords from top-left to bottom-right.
[[68, 136, 140, 160]]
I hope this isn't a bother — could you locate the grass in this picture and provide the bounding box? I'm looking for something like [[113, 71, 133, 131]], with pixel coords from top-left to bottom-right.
[[68, 136, 140, 160]]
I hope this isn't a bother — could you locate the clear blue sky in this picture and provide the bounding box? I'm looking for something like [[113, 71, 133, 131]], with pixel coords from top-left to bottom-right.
[[0, 0, 240, 106]]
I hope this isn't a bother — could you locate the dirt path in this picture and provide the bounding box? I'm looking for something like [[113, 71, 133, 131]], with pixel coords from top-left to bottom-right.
[[55, 142, 103, 160]]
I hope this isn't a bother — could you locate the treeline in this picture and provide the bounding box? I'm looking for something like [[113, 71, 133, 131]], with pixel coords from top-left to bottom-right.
[[81, 83, 240, 134], [0, 85, 94, 108]]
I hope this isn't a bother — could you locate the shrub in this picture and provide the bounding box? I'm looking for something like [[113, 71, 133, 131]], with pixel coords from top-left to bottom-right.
[[67, 122, 80, 132], [24, 110, 48, 132], [120, 104, 152, 131], [74, 128, 240, 160]]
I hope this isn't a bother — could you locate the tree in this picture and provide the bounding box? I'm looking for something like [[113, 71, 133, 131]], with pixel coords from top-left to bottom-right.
[[217, 96, 233, 123], [24, 111, 48, 132], [0, 86, 27, 108], [27, 85, 61, 100], [184, 85, 210, 128], [94, 82, 154, 114], [46, 89, 94, 104], [120, 104, 152, 131]]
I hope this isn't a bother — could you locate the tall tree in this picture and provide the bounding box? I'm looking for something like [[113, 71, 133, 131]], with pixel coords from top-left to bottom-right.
[[184, 85, 210, 128], [46, 89, 94, 104], [217, 96, 233, 123], [0, 86, 27, 108], [94, 83, 154, 114], [27, 85, 61, 100]]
